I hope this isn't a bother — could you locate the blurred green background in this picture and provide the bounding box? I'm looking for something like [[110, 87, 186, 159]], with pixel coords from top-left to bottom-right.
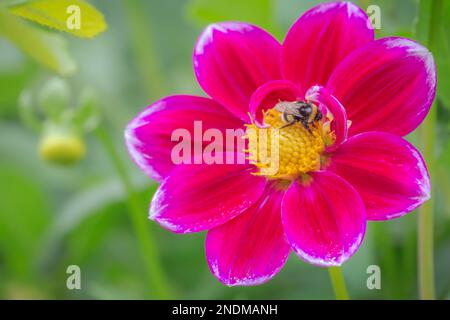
[[0, 0, 449, 299]]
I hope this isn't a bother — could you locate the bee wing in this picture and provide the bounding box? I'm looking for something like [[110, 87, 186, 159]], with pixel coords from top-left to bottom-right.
[[274, 102, 302, 117], [274, 102, 288, 113]]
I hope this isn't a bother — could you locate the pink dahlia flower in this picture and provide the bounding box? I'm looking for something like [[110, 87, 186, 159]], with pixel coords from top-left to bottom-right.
[[125, 1, 436, 285]]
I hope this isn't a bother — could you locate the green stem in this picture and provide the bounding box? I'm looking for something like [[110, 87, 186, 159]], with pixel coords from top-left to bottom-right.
[[417, 0, 442, 300], [373, 222, 398, 298], [328, 267, 349, 300], [402, 217, 417, 298], [122, 0, 166, 99], [96, 127, 171, 299], [418, 109, 436, 300]]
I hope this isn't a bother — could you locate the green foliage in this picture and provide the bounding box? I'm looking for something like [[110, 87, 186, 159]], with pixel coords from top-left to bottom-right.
[[0, 166, 50, 281], [9, 0, 107, 38], [187, 0, 280, 38], [0, 63, 35, 118], [0, 9, 76, 76], [0, 0, 449, 300], [435, 1, 450, 108], [415, 0, 450, 109]]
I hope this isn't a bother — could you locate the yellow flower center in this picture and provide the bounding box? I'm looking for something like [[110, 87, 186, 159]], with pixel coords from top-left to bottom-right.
[[246, 107, 333, 181]]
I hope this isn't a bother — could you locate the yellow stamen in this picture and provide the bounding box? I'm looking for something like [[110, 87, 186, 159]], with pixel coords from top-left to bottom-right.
[[245, 108, 333, 181]]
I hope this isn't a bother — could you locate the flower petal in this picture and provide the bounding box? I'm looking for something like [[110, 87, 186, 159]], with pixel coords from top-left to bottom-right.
[[249, 80, 300, 124], [282, 171, 366, 266], [125, 95, 244, 182], [150, 159, 266, 233], [194, 22, 282, 121], [327, 37, 436, 136], [282, 1, 374, 94], [327, 132, 430, 220], [306, 85, 348, 152], [206, 186, 290, 286]]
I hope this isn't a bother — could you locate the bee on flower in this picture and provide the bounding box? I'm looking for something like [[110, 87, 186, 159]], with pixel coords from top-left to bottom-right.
[[125, 1, 435, 286]]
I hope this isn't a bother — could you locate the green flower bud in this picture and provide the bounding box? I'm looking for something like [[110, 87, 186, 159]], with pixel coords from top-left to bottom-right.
[[38, 77, 70, 120], [38, 123, 86, 166]]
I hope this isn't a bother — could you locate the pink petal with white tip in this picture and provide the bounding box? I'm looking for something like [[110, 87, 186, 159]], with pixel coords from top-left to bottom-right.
[[327, 37, 436, 136], [282, 171, 366, 266], [125, 95, 243, 182], [194, 22, 282, 121], [150, 159, 266, 233], [282, 1, 374, 94], [206, 186, 290, 286], [327, 132, 430, 220]]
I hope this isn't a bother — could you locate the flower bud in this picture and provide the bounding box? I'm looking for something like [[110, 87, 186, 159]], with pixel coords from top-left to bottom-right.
[[38, 77, 70, 120], [38, 124, 86, 166]]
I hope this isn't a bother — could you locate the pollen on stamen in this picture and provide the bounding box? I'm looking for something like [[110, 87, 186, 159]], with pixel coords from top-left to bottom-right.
[[244, 108, 332, 180]]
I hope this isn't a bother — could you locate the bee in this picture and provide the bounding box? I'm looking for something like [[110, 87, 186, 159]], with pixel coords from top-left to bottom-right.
[[274, 100, 322, 133]]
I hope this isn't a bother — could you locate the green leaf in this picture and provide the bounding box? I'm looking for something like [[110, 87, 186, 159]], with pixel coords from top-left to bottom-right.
[[0, 49, 35, 117], [0, 166, 50, 280], [8, 0, 107, 38], [42, 176, 154, 247], [0, 9, 76, 76], [187, 0, 279, 38]]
